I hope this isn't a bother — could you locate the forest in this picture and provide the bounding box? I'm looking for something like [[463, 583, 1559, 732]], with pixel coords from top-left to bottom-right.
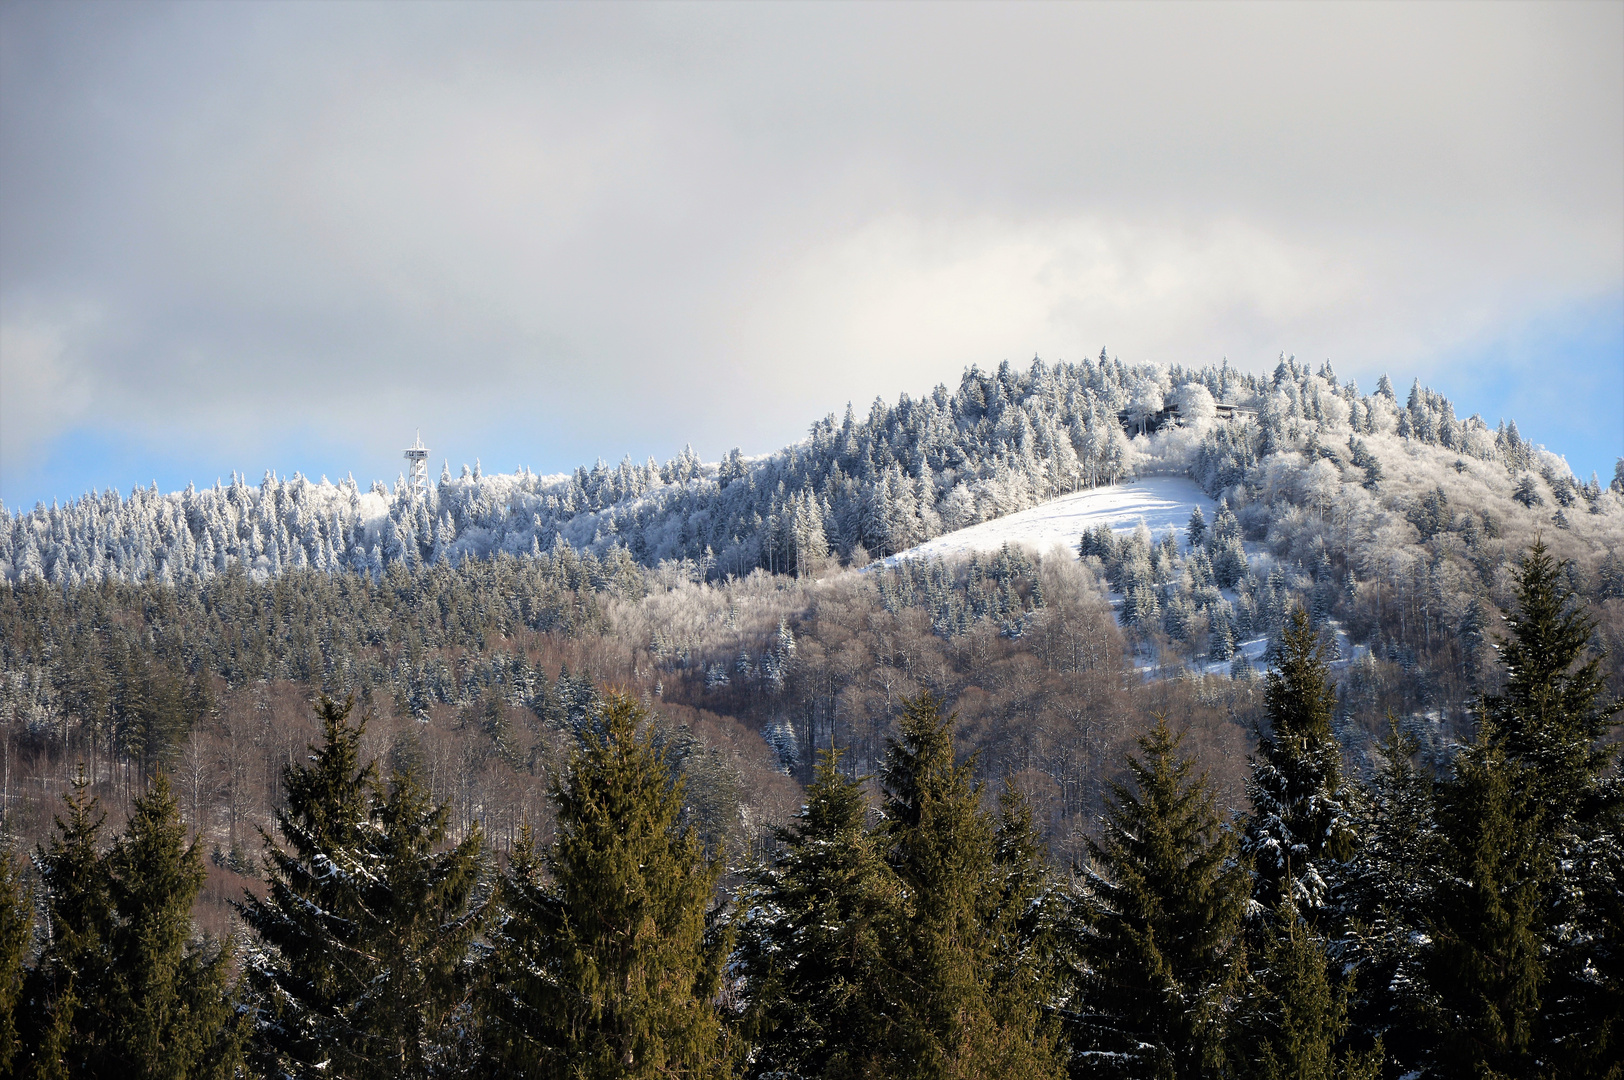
[[0, 545, 1619, 1078], [0, 355, 1621, 1077]]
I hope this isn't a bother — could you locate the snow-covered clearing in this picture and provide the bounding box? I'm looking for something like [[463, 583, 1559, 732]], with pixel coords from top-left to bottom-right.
[[878, 476, 1217, 566]]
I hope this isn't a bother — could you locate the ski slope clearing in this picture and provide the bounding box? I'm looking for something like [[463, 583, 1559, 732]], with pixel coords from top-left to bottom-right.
[[880, 476, 1217, 566]]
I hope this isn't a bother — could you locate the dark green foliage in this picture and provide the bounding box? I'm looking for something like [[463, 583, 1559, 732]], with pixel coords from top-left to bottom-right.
[[1341, 720, 1436, 1068], [1243, 607, 1356, 920], [734, 748, 901, 1079], [1069, 715, 1249, 1080], [877, 693, 1066, 1080], [487, 691, 730, 1079], [239, 696, 376, 1075], [24, 770, 113, 1076], [1234, 904, 1380, 1080], [104, 774, 246, 1079], [240, 695, 487, 1079], [1421, 732, 1548, 1079], [354, 768, 488, 1077], [0, 840, 29, 1076], [478, 824, 557, 1076], [1512, 474, 1544, 508], [22, 771, 244, 1079], [1479, 540, 1623, 1078], [1484, 540, 1620, 814]]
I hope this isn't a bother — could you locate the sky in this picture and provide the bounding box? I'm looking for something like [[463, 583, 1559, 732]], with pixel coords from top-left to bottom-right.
[[2, 1, 1621, 511]]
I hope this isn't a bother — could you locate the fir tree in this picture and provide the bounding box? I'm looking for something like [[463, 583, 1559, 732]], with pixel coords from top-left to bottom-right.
[[1419, 731, 1548, 1079], [493, 691, 730, 1079], [1479, 540, 1623, 1077], [22, 771, 245, 1080], [349, 766, 487, 1078], [1187, 505, 1207, 549], [1233, 903, 1380, 1080], [733, 747, 902, 1079], [104, 773, 246, 1080], [240, 697, 486, 1079], [239, 695, 378, 1078], [1243, 607, 1356, 921], [0, 840, 29, 1076], [1485, 539, 1620, 819], [879, 692, 1066, 1080], [479, 823, 559, 1076], [1341, 720, 1436, 1070], [24, 769, 114, 1077], [1068, 715, 1249, 1080]]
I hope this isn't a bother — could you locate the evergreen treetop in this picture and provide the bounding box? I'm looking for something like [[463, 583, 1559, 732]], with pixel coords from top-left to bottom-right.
[[1245, 606, 1356, 919], [1072, 714, 1250, 1080], [878, 692, 1066, 1080], [1485, 537, 1621, 814], [513, 690, 731, 1079], [734, 747, 902, 1079]]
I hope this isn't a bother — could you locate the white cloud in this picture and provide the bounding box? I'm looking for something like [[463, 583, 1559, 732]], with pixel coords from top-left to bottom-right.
[[0, 312, 95, 465], [0, 2, 1618, 495]]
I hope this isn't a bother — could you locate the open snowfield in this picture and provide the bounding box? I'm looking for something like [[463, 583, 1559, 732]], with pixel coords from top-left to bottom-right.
[[879, 476, 1217, 567]]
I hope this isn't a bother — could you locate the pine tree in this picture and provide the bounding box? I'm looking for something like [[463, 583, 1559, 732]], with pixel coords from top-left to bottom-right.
[[240, 697, 486, 1079], [878, 692, 1066, 1080], [239, 695, 378, 1078], [104, 773, 246, 1080], [349, 766, 487, 1078], [1069, 715, 1250, 1080], [1242, 606, 1356, 921], [1420, 731, 1547, 1079], [733, 747, 901, 1079], [491, 691, 729, 1079], [1234, 902, 1380, 1080], [24, 769, 114, 1077], [1479, 540, 1623, 1077], [0, 840, 29, 1076]]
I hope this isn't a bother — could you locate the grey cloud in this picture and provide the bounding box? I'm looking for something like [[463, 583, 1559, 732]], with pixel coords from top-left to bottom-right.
[[1, 2, 1619, 495]]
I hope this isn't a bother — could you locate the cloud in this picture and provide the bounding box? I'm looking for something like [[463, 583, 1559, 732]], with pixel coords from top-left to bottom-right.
[[0, 2, 1619, 502], [0, 309, 96, 466]]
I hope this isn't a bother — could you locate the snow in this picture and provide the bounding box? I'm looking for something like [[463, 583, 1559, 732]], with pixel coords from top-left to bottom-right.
[[877, 476, 1217, 567]]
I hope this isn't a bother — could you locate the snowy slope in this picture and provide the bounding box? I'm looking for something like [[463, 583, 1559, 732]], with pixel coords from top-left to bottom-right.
[[878, 476, 1217, 566]]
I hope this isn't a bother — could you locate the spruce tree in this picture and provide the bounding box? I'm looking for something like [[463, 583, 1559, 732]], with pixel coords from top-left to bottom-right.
[[239, 695, 377, 1077], [1233, 903, 1380, 1080], [1070, 715, 1249, 1080], [877, 692, 1066, 1080], [1477, 540, 1622, 1077], [479, 823, 557, 1077], [23, 772, 245, 1080], [1486, 539, 1620, 812], [1420, 731, 1548, 1079], [490, 691, 730, 1079], [733, 747, 902, 1079], [1243, 606, 1356, 921], [24, 769, 114, 1077], [1341, 720, 1437, 1070], [240, 697, 486, 1079], [104, 773, 246, 1080], [0, 840, 29, 1076], [350, 766, 487, 1077]]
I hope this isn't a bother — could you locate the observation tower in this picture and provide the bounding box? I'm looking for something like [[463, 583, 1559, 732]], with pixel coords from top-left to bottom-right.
[[403, 431, 430, 499]]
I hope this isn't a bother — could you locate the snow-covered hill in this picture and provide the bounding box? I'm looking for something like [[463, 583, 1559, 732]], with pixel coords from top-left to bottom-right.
[[878, 476, 1215, 566]]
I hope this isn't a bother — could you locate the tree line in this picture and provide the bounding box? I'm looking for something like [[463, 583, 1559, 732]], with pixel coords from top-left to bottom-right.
[[0, 539, 1617, 1079], [10, 351, 1617, 592]]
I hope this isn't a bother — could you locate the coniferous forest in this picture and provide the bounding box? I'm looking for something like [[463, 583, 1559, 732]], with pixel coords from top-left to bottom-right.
[[0, 357, 1621, 1078]]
